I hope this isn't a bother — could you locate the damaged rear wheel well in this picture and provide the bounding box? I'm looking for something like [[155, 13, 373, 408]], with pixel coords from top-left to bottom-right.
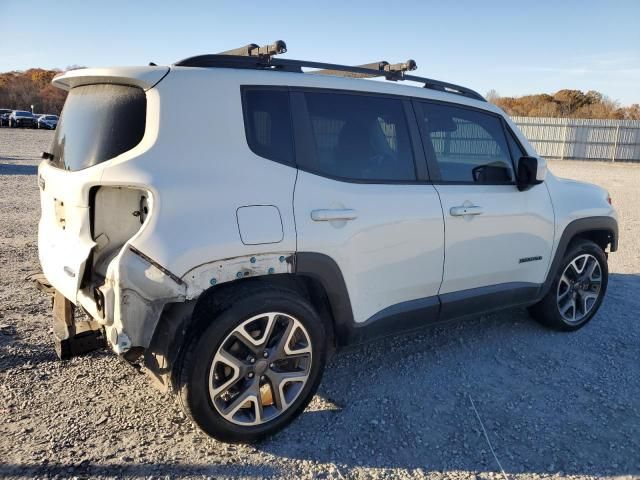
[[192, 275, 336, 345], [145, 273, 337, 393]]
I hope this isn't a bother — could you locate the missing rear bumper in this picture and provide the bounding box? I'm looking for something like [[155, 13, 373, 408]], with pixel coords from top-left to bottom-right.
[[52, 290, 106, 360]]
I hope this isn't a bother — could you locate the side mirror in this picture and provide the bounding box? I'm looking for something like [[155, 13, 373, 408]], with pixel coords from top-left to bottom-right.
[[517, 156, 546, 191]]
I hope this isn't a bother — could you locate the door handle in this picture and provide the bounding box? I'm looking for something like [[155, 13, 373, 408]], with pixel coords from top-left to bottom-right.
[[450, 205, 483, 216], [311, 209, 358, 222]]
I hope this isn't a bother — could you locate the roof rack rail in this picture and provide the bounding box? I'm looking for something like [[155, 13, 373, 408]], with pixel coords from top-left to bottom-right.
[[173, 49, 485, 102], [215, 40, 287, 58], [313, 59, 417, 80]]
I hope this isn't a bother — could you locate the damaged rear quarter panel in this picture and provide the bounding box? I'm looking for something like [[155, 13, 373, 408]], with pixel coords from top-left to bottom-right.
[[182, 252, 294, 300], [76, 74, 299, 351], [112, 247, 186, 349], [101, 249, 293, 352]]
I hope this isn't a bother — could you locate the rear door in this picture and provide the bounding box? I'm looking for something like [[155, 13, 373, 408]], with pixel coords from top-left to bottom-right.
[[292, 90, 445, 325], [413, 100, 554, 306]]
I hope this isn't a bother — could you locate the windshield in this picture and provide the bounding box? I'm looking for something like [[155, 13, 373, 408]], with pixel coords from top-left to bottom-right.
[[44, 115, 58, 120], [16, 111, 32, 117], [49, 84, 146, 171]]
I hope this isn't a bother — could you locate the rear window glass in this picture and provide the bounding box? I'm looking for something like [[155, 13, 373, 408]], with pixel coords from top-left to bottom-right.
[[242, 89, 294, 166], [49, 84, 146, 171]]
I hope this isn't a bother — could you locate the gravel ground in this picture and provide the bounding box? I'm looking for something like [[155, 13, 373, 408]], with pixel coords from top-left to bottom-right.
[[0, 128, 638, 480]]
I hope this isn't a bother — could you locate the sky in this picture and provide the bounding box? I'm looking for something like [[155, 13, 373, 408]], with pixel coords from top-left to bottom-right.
[[1, 0, 639, 104]]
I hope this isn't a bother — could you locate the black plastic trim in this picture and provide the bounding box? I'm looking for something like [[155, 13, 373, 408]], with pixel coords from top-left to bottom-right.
[[294, 252, 355, 344], [403, 98, 430, 181], [538, 216, 618, 299], [295, 252, 548, 346], [440, 282, 540, 320], [349, 296, 440, 344]]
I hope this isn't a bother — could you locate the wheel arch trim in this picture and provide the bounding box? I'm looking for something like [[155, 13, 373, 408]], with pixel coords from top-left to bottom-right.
[[294, 252, 355, 345], [540, 216, 618, 299]]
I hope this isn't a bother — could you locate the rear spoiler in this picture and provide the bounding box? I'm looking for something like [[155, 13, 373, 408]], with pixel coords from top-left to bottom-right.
[[52, 66, 170, 91]]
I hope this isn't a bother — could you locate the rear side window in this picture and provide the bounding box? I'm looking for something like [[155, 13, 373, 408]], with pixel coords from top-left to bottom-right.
[[49, 84, 146, 171], [417, 102, 514, 183], [242, 89, 294, 166], [300, 92, 416, 182]]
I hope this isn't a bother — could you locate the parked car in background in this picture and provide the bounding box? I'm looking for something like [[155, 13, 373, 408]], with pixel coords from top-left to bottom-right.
[[9, 110, 35, 128], [37, 114, 58, 130], [0, 109, 11, 127], [32, 114, 42, 129]]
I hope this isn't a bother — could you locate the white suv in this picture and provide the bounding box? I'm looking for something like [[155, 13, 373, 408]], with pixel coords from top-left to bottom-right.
[[37, 42, 618, 442]]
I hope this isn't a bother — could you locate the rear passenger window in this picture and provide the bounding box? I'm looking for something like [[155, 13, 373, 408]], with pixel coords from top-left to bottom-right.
[[300, 92, 416, 181], [417, 103, 515, 183], [242, 89, 294, 166]]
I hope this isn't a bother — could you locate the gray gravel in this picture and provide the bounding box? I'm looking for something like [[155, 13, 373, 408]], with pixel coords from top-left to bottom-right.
[[1, 128, 639, 480]]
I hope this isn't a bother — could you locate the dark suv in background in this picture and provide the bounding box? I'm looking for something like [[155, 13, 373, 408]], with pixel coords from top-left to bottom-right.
[[9, 110, 35, 128], [0, 109, 11, 127]]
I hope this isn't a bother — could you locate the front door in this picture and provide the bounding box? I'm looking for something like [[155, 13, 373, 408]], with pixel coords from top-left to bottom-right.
[[413, 100, 554, 302]]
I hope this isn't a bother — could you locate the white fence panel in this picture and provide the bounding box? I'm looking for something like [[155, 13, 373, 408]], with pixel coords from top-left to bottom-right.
[[512, 116, 640, 162]]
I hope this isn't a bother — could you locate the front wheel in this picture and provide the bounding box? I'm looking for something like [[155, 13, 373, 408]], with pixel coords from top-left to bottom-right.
[[177, 286, 327, 442], [528, 240, 608, 331]]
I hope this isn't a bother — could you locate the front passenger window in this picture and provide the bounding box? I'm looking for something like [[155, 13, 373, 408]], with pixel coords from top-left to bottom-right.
[[417, 103, 515, 183]]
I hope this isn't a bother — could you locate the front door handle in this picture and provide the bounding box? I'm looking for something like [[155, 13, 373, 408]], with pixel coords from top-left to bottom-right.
[[311, 209, 358, 222], [450, 205, 483, 216]]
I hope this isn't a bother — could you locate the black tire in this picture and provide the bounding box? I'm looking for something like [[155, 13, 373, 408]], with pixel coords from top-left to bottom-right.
[[528, 239, 608, 331], [176, 284, 327, 443]]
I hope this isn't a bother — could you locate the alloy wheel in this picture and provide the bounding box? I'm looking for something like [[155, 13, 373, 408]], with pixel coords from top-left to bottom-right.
[[556, 253, 603, 324], [208, 312, 313, 426]]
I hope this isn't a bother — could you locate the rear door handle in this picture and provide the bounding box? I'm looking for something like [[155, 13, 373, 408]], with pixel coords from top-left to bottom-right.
[[450, 205, 483, 216], [311, 209, 358, 222]]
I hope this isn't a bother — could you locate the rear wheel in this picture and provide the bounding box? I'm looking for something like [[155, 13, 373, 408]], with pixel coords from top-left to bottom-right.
[[177, 285, 327, 442], [528, 240, 608, 331]]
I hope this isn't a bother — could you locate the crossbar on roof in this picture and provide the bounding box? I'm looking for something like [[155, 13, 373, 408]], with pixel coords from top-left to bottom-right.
[[174, 46, 485, 101]]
